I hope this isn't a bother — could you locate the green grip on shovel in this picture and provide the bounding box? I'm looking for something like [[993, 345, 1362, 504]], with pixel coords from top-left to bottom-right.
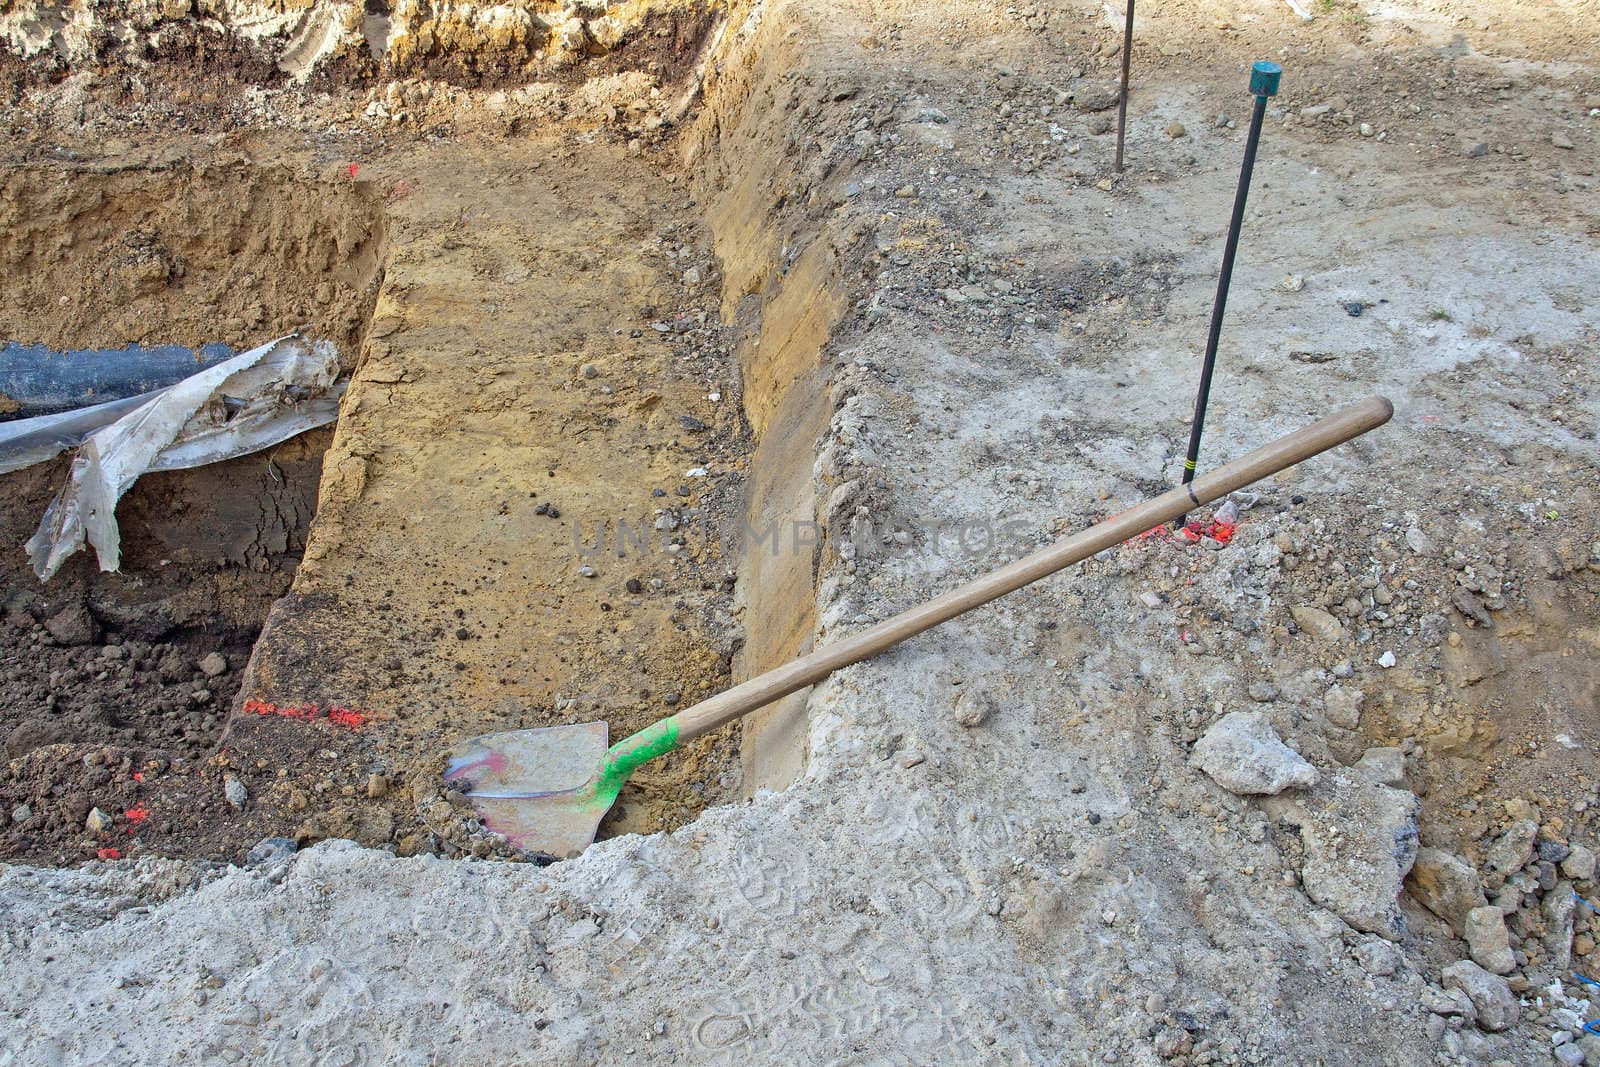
[[589, 717, 681, 806]]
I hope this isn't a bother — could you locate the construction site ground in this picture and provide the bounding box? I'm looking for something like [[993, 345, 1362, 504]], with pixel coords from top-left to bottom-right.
[[0, 0, 1596, 1062]]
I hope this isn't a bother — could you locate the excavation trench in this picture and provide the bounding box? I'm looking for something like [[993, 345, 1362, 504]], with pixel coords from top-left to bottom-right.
[[0, 6, 849, 863], [218, 130, 842, 860], [0, 163, 385, 862]]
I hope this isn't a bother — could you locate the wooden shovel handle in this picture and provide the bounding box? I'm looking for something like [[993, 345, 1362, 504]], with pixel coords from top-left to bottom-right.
[[672, 396, 1393, 743]]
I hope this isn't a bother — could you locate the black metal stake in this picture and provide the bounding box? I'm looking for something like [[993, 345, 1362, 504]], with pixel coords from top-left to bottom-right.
[[1113, 0, 1135, 174], [1177, 61, 1281, 525]]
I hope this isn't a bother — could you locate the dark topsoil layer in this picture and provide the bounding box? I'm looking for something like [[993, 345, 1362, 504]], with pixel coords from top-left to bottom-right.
[[0, 431, 328, 865]]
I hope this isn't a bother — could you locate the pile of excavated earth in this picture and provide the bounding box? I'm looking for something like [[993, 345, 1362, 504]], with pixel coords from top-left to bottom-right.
[[0, 0, 1597, 1062]]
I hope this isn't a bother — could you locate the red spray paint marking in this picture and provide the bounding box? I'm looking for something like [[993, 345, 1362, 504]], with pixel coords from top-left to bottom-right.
[[346, 162, 360, 180], [123, 804, 150, 825], [1177, 517, 1236, 545], [242, 698, 370, 730], [1127, 517, 1238, 547], [132, 771, 144, 782], [97, 847, 123, 860]]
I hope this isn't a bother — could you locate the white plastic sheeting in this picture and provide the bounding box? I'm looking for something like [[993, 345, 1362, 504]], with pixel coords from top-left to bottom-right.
[[23, 335, 345, 582]]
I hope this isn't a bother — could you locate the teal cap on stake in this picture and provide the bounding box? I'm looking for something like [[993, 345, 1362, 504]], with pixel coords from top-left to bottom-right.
[[1250, 61, 1282, 97]]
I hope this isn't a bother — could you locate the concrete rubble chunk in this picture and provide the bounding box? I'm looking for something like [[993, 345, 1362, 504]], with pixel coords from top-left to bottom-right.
[[1407, 848, 1488, 936], [1544, 881, 1578, 970], [1441, 960, 1519, 1031], [1463, 906, 1515, 974], [1191, 711, 1319, 796], [1266, 773, 1420, 938], [1486, 819, 1539, 873]]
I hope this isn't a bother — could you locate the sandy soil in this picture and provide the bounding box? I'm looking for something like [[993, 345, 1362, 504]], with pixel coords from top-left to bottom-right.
[[1, 0, 1598, 1062]]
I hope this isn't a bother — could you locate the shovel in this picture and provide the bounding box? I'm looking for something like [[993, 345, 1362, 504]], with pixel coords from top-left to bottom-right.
[[446, 396, 1393, 858]]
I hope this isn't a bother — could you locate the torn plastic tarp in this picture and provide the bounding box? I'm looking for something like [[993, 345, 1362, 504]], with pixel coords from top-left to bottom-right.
[[0, 390, 166, 475], [23, 335, 345, 582]]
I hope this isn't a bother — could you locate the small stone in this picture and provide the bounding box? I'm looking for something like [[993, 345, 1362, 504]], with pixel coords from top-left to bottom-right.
[[1465, 142, 1490, 158], [10, 803, 31, 823], [1554, 1043, 1584, 1067], [1404, 526, 1436, 555], [893, 184, 918, 198], [1353, 938, 1402, 976], [1408, 848, 1488, 934], [1324, 685, 1365, 730], [1281, 274, 1305, 292], [224, 775, 248, 812], [1464, 905, 1516, 974], [1552, 131, 1575, 150], [1421, 985, 1475, 1021], [581, 363, 599, 379], [1070, 81, 1120, 112], [1538, 840, 1573, 864], [1353, 747, 1406, 787], [1441, 960, 1519, 1031], [1192, 711, 1319, 795], [1291, 605, 1344, 643], [1138, 591, 1163, 609], [44, 604, 98, 646], [366, 774, 389, 799], [1247, 681, 1280, 702], [86, 807, 114, 833], [1562, 844, 1595, 881], [1486, 819, 1538, 873], [198, 652, 228, 678], [1359, 122, 1375, 137], [1377, 650, 1397, 669], [246, 837, 298, 866], [953, 691, 992, 728], [578, 565, 597, 578], [1164, 121, 1187, 139]]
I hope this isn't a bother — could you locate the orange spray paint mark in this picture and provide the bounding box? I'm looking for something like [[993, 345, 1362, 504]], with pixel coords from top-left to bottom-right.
[[124, 804, 151, 824], [242, 698, 370, 729], [97, 848, 123, 860]]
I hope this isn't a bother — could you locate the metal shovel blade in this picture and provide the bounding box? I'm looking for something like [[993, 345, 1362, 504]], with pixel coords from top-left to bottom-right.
[[444, 722, 611, 859]]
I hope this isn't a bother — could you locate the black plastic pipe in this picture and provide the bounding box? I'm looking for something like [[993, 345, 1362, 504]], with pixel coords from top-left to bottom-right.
[[0, 340, 234, 420]]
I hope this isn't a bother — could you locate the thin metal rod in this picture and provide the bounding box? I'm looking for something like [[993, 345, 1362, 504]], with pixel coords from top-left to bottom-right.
[[1113, 0, 1135, 174], [1177, 85, 1272, 522]]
